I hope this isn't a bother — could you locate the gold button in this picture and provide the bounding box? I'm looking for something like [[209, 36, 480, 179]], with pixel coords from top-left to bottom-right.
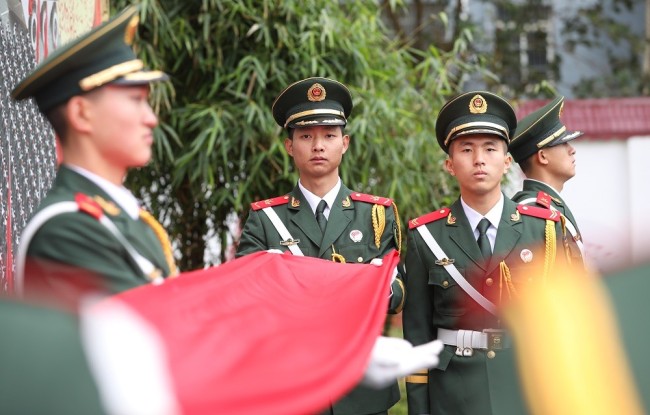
[[442, 280, 449, 288], [487, 350, 496, 359], [485, 278, 494, 286], [357, 257, 363, 263]]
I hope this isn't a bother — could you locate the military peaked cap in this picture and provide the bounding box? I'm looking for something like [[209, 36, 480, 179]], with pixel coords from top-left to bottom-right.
[[272, 77, 353, 129], [509, 96, 584, 163], [435, 91, 517, 153], [12, 6, 168, 113]]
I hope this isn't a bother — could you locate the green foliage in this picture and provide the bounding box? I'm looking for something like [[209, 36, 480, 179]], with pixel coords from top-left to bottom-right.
[[560, 0, 645, 98], [113, 0, 489, 268]]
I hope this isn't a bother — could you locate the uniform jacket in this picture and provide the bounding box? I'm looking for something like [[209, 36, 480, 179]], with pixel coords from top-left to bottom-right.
[[236, 183, 403, 415], [403, 196, 561, 415], [26, 166, 171, 295], [512, 179, 584, 265]]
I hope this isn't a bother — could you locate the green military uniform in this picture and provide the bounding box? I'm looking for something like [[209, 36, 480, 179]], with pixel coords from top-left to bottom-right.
[[403, 92, 563, 415], [509, 96, 585, 265], [0, 299, 105, 415], [11, 7, 173, 296], [25, 166, 172, 294], [236, 78, 403, 415]]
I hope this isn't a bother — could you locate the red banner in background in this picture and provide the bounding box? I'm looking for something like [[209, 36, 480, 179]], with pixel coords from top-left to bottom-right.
[[98, 251, 399, 415]]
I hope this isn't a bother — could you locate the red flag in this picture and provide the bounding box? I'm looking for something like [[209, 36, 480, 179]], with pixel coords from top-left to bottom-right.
[[98, 250, 399, 415]]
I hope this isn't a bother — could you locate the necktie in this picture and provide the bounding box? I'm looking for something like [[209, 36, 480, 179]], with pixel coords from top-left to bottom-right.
[[477, 218, 492, 261], [315, 200, 328, 233]]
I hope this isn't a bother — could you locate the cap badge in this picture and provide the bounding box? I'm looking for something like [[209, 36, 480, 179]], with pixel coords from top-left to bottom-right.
[[124, 15, 139, 45], [520, 249, 533, 263], [350, 230, 363, 243], [307, 83, 326, 102], [469, 94, 488, 114]]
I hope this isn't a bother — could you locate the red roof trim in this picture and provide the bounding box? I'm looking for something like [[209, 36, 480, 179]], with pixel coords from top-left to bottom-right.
[[515, 97, 650, 141]]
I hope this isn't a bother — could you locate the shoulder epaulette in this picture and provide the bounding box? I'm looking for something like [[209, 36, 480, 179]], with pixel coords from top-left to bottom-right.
[[535, 191, 551, 208], [74, 193, 103, 220], [250, 195, 291, 211], [349, 192, 392, 207], [517, 204, 560, 222], [408, 208, 450, 229]]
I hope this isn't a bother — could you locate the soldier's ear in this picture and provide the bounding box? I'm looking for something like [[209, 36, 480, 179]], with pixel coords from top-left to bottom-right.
[[536, 149, 550, 166], [284, 137, 294, 156], [65, 95, 95, 135]]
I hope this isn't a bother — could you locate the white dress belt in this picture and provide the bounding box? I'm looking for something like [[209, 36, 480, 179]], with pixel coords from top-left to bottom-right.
[[437, 327, 509, 357]]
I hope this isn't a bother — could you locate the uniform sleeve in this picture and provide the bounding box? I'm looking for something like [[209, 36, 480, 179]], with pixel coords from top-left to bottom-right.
[[403, 229, 434, 415], [236, 209, 269, 257], [26, 212, 147, 294]]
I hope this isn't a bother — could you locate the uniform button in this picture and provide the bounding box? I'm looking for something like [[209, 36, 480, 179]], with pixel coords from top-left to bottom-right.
[[485, 278, 494, 286], [487, 350, 496, 359], [442, 280, 449, 288], [357, 257, 363, 263]]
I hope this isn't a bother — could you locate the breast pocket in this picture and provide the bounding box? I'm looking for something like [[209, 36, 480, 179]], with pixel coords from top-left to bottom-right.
[[336, 242, 378, 264], [428, 267, 467, 317]]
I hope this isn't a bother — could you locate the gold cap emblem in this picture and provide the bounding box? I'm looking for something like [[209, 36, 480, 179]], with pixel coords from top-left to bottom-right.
[[469, 94, 487, 114], [307, 83, 326, 102], [124, 15, 139, 45]]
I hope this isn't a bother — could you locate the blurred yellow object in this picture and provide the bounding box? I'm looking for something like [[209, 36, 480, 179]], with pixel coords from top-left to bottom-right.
[[503, 265, 643, 415]]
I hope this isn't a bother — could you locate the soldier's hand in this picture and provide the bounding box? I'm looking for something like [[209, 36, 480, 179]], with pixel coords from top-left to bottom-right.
[[361, 336, 443, 388]]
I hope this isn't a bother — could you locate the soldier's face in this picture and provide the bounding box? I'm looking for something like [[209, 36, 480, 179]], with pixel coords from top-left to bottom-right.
[[83, 85, 158, 173], [540, 143, 576, 181], [445, 135, 511, 197], [284, 125, 349, 180]]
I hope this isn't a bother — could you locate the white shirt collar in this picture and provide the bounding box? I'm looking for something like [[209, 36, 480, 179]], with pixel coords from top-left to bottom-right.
[[298, 178, 341, 219], [526, 178, 562, 195], [66, 165, 141, 219]]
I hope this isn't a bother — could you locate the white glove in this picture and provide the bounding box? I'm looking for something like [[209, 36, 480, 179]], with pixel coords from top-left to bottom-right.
[[361, 336, 444, 389], [265, 249, 284, 254], [369, 259, 398, 297]]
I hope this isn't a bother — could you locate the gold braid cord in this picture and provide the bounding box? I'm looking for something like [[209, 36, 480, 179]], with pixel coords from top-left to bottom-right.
[[560, 215, 572, 266], [543, 219, 557, 281], [391, 201, 403, 256], [139, 209, 179, 277], [499, 261, 517, 303], [371, 204, 386, 249], [330, 245, 346, 263]]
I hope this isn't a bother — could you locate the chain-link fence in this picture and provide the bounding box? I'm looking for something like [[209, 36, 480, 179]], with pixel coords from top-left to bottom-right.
[[0, 23, 57, 292]]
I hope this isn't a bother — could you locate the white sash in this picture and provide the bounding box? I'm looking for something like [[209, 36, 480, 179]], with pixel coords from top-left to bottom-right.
[[261, 207, 304, 256], [15, 202, 159, 296], [415, 225, 497, 316], [518, 197, 585, 258]]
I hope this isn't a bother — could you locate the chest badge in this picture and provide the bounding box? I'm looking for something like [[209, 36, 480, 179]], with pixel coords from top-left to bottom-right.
[[435, 258, 455, 266], [349, 230, 363, 243], [280, 238, 300, 246], [520, 249, 533, 263]]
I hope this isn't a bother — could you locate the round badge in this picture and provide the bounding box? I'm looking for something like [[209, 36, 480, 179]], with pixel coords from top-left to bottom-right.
[[349, 230, 363, 243], [520, 249, 533, 263]]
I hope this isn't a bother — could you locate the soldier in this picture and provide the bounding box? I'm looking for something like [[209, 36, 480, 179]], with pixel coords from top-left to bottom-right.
[[12, 6, 176, 299], [236, 77, 405, 415], [403, 91, 563, 415], [509, 96, 585, 266]]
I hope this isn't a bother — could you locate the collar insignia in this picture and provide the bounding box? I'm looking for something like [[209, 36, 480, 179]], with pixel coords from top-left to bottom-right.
[[342, 196, 351, 207], [447, 214, 456, 225], [291, 197, 300, 208]]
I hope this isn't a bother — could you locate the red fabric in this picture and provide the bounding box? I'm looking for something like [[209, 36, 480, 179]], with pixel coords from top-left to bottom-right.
[[107, 250, 399, 415]]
